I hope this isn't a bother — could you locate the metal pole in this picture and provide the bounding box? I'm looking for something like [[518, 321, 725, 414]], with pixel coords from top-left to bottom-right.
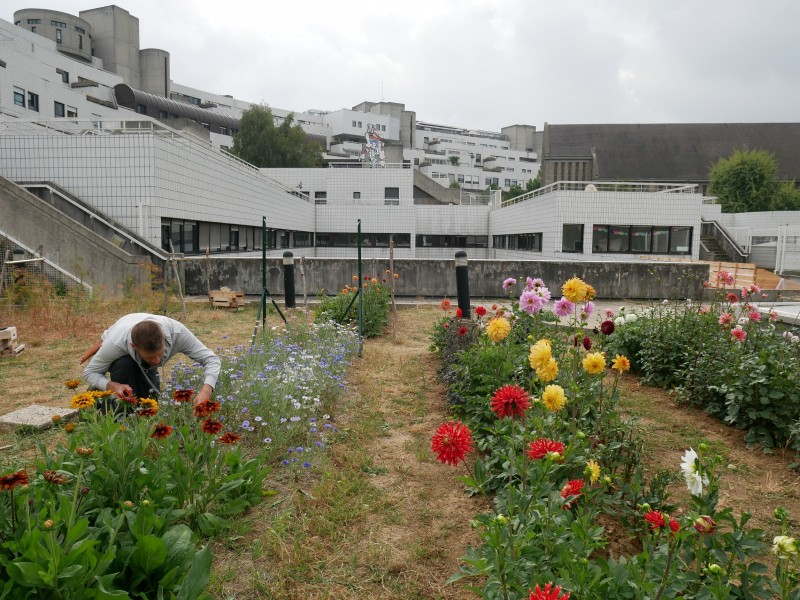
[[357, 220, 363, 353], [455, 250, 471, 319], [262, 216, 267, 328], [283, 251, 295, 308]]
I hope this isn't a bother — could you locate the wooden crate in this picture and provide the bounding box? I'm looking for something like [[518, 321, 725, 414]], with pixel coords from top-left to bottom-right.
[[209, 288, 244, 308]]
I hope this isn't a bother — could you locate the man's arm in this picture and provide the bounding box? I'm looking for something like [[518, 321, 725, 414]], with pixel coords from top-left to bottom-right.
[[83, 340, 127, 393], [169, 322, 221, 403]]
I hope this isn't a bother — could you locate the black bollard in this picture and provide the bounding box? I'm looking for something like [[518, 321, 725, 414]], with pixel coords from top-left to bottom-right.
[[454, 251, 471, 319], [283, 251, 296, 308]]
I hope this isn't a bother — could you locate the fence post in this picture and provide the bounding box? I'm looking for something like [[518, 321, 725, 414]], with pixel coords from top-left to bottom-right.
[[455, 250, 471, 319], [283, 251, 295, 308]]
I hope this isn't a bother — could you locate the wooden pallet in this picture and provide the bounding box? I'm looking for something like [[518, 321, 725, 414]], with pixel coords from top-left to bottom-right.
[[209, 288, 244, 308]]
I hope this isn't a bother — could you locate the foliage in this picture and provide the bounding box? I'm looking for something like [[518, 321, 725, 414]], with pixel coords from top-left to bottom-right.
[[708, 148, 800, 212], [0, 318, 358, 597], [315, 274, 394, 338], [430, 274, 800, 599], [231, 104, 323, 168], [526, 172, 542, 192], [604, 286, 800, 454]]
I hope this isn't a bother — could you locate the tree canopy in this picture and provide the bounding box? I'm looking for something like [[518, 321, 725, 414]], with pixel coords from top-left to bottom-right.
[[708, 148, 800, 212], [231, 104, 323, 168]]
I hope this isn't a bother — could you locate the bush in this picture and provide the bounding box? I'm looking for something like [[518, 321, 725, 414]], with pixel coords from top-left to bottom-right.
[[315, 274, 393, 338]]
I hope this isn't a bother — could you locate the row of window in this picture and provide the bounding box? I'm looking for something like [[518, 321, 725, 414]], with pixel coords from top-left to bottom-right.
[[313, 187, 400, 205], [316, 233, 411, 248], [161, 219, 315, 254], [493, 233, 542, 251], [416, 235, 488, 248], [13, 85, 78, 118], [561, 224, 692, 255]]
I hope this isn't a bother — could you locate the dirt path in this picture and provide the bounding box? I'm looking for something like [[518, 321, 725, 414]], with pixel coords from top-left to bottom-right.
[[210, 307, 484, 599]]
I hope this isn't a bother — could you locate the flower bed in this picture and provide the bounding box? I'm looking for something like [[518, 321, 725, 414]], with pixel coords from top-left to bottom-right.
[[430, 276, 800, 599], [0, 319, 358, 598]]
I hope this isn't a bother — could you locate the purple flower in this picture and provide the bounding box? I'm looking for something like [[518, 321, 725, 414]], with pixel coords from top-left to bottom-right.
[[582, 301, 595, 318], [519, 290, 544, 314], [263, 437, 272, 444], [502, 277, 517, 290], [535, 285, 552, 303], [302, 462, 312, 468], [554, 297, 575, 317]]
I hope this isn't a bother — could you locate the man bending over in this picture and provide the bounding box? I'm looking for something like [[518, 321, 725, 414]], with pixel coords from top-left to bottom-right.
[[82, 313, 220, 406]]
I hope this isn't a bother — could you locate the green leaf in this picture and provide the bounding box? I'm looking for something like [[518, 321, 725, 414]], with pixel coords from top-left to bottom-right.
[[7, 561, 47, 586], [176, 546, 212, 600], [92, 573, 131, 599], [131, 535, 167, 575], [196, 513, 227, 536]]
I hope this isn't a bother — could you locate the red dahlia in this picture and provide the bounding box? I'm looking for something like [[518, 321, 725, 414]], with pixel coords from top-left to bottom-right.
[[490, 384, 531, 419], [0, 470, 29, 491], [219, 432, 240, 444], [600, 320, 615, 335], [582, 336, 592, 350], [202, 419, 224, 435], [527, 438, 565, 460], [669, 518, 680, 533], [644, 510, 667, 529], [455, 307, 463, 318], [194, 400, 221, 418], [151, 423, 173, 439], [560, 479, 584, 507], [431, 421, 473, 466], [527, 582, 571, 600], [726, 292, 739, 303], [173, 389, 194, 403], [457, 326, 468, 337], [475, 306, 487, 317], [440, 299, 451, 311]]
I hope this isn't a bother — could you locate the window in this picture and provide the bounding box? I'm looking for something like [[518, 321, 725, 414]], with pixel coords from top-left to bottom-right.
[[352, 120, 357, 127], [630, 226, 652, 252], [609, 226, 630, 252], [27, 18, 41, 24], [31, 27, 36, 33], [158, 110, 169, 118], [56, 29, 62, 44], [66, 106, 77, 118], [504, 179, 511, 187], [414, 235, 487, 248], [79, 34, 83, 50], [413, 158, 419, 166], [384, 187, 400, 199], [669, 226, 692, 254], [475, 153, 482, 163], [562, 224, 584, 253], [51, 20, 67, 27], [13, 87, 24, 107], [353, 192, 361, 199], [381, 125, 386, 131], [314, 191, 327, 205], [201, 123, 210, 130], [54, 101, 65, 117], [27, 92, 39, 112], [358, 121, 362, 128], [229, 228, 239, 251], [75, 26, 85, 34], [136, 104, 147, 115], [592, 225, 608, 253], [220, 127, 228, 135], [57, 68, 69, 83]]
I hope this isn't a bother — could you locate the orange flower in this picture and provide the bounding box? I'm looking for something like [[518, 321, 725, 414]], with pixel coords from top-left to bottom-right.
[[440, 298, 451, 311], [202, 419, 223, 434], [173, 389, 194, 403], [151, 423, 173, 439], [64, 379, 81, 390], [194, 400, 221, 418], [219, 432, 240, 444], [43, 470, 70, 485], [0, 470, 29, 491]]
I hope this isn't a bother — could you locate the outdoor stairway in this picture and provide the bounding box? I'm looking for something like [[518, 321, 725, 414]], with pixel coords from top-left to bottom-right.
[[700, 235, 730, 261]]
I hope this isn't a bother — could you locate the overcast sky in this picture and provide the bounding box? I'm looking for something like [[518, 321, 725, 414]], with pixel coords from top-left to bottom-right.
[[4, 0, 799, 131]]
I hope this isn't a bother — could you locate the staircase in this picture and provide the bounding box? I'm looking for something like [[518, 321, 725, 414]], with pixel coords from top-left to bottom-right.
[[700, 235, 731, 262]]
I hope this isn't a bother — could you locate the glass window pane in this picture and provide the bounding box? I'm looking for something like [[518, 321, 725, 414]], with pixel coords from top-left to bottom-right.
[[652, 227, 670, 253], [592, 225, 608, 253], [670, 226, 692, 254], [609, 226, 630, 252], [562, 224, 584, 253], [630, 226, 652, 253]]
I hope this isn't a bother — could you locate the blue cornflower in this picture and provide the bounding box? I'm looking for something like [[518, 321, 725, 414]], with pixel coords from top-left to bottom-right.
[[302, 462, 311, 468], [263, 437, 272, 444]]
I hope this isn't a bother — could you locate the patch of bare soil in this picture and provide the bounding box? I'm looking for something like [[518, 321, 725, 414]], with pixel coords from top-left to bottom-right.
[[619, 375, 800, 548]]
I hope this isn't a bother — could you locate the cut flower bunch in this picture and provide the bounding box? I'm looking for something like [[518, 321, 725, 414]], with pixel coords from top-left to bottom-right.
[[430, 275, 800, 600]]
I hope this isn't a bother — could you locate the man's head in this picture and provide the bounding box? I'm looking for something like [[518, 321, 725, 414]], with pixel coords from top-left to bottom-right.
[[131, 320, 165, 366]]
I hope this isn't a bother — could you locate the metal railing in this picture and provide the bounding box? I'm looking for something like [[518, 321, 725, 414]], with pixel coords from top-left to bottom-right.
[[499, 181, 701, 208], [700, 220, 749, 262]]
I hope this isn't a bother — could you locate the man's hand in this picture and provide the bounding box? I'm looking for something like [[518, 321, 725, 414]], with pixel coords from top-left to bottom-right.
[[107, 381, 134, 400], [193, 384, 214, 406]]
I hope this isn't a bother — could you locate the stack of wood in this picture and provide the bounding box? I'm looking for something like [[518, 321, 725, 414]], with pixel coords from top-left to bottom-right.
[[209, 287, 244, 308], [0, 326, 24, 357]]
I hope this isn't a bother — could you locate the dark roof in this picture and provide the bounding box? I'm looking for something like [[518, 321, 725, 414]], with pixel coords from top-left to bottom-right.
[[545, 123, 800, 181]]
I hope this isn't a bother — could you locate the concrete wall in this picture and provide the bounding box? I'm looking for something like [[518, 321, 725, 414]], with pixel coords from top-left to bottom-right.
[[182, 256, 708, 300], [0, 177, 153, 294]]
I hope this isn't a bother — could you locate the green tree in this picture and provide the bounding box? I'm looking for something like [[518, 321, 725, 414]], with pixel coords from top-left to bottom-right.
[[526, 172, 542, 192], [771, 180, 800, 211], [231, 104, 323, 168], [501, 184, 525, 202], [708, 148, 779, 212]]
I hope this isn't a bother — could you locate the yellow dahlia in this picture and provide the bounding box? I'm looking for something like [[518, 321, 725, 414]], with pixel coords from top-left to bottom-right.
[[562, 277, 588, 304], [486, 317, 511, 343], [612, 354, 631, 373], [541, 384, 567, 412], [528, 339, 552, 370], [535, 357, 559, 382], [586, 459, 601, 483], [582, 352, 606, 375]]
